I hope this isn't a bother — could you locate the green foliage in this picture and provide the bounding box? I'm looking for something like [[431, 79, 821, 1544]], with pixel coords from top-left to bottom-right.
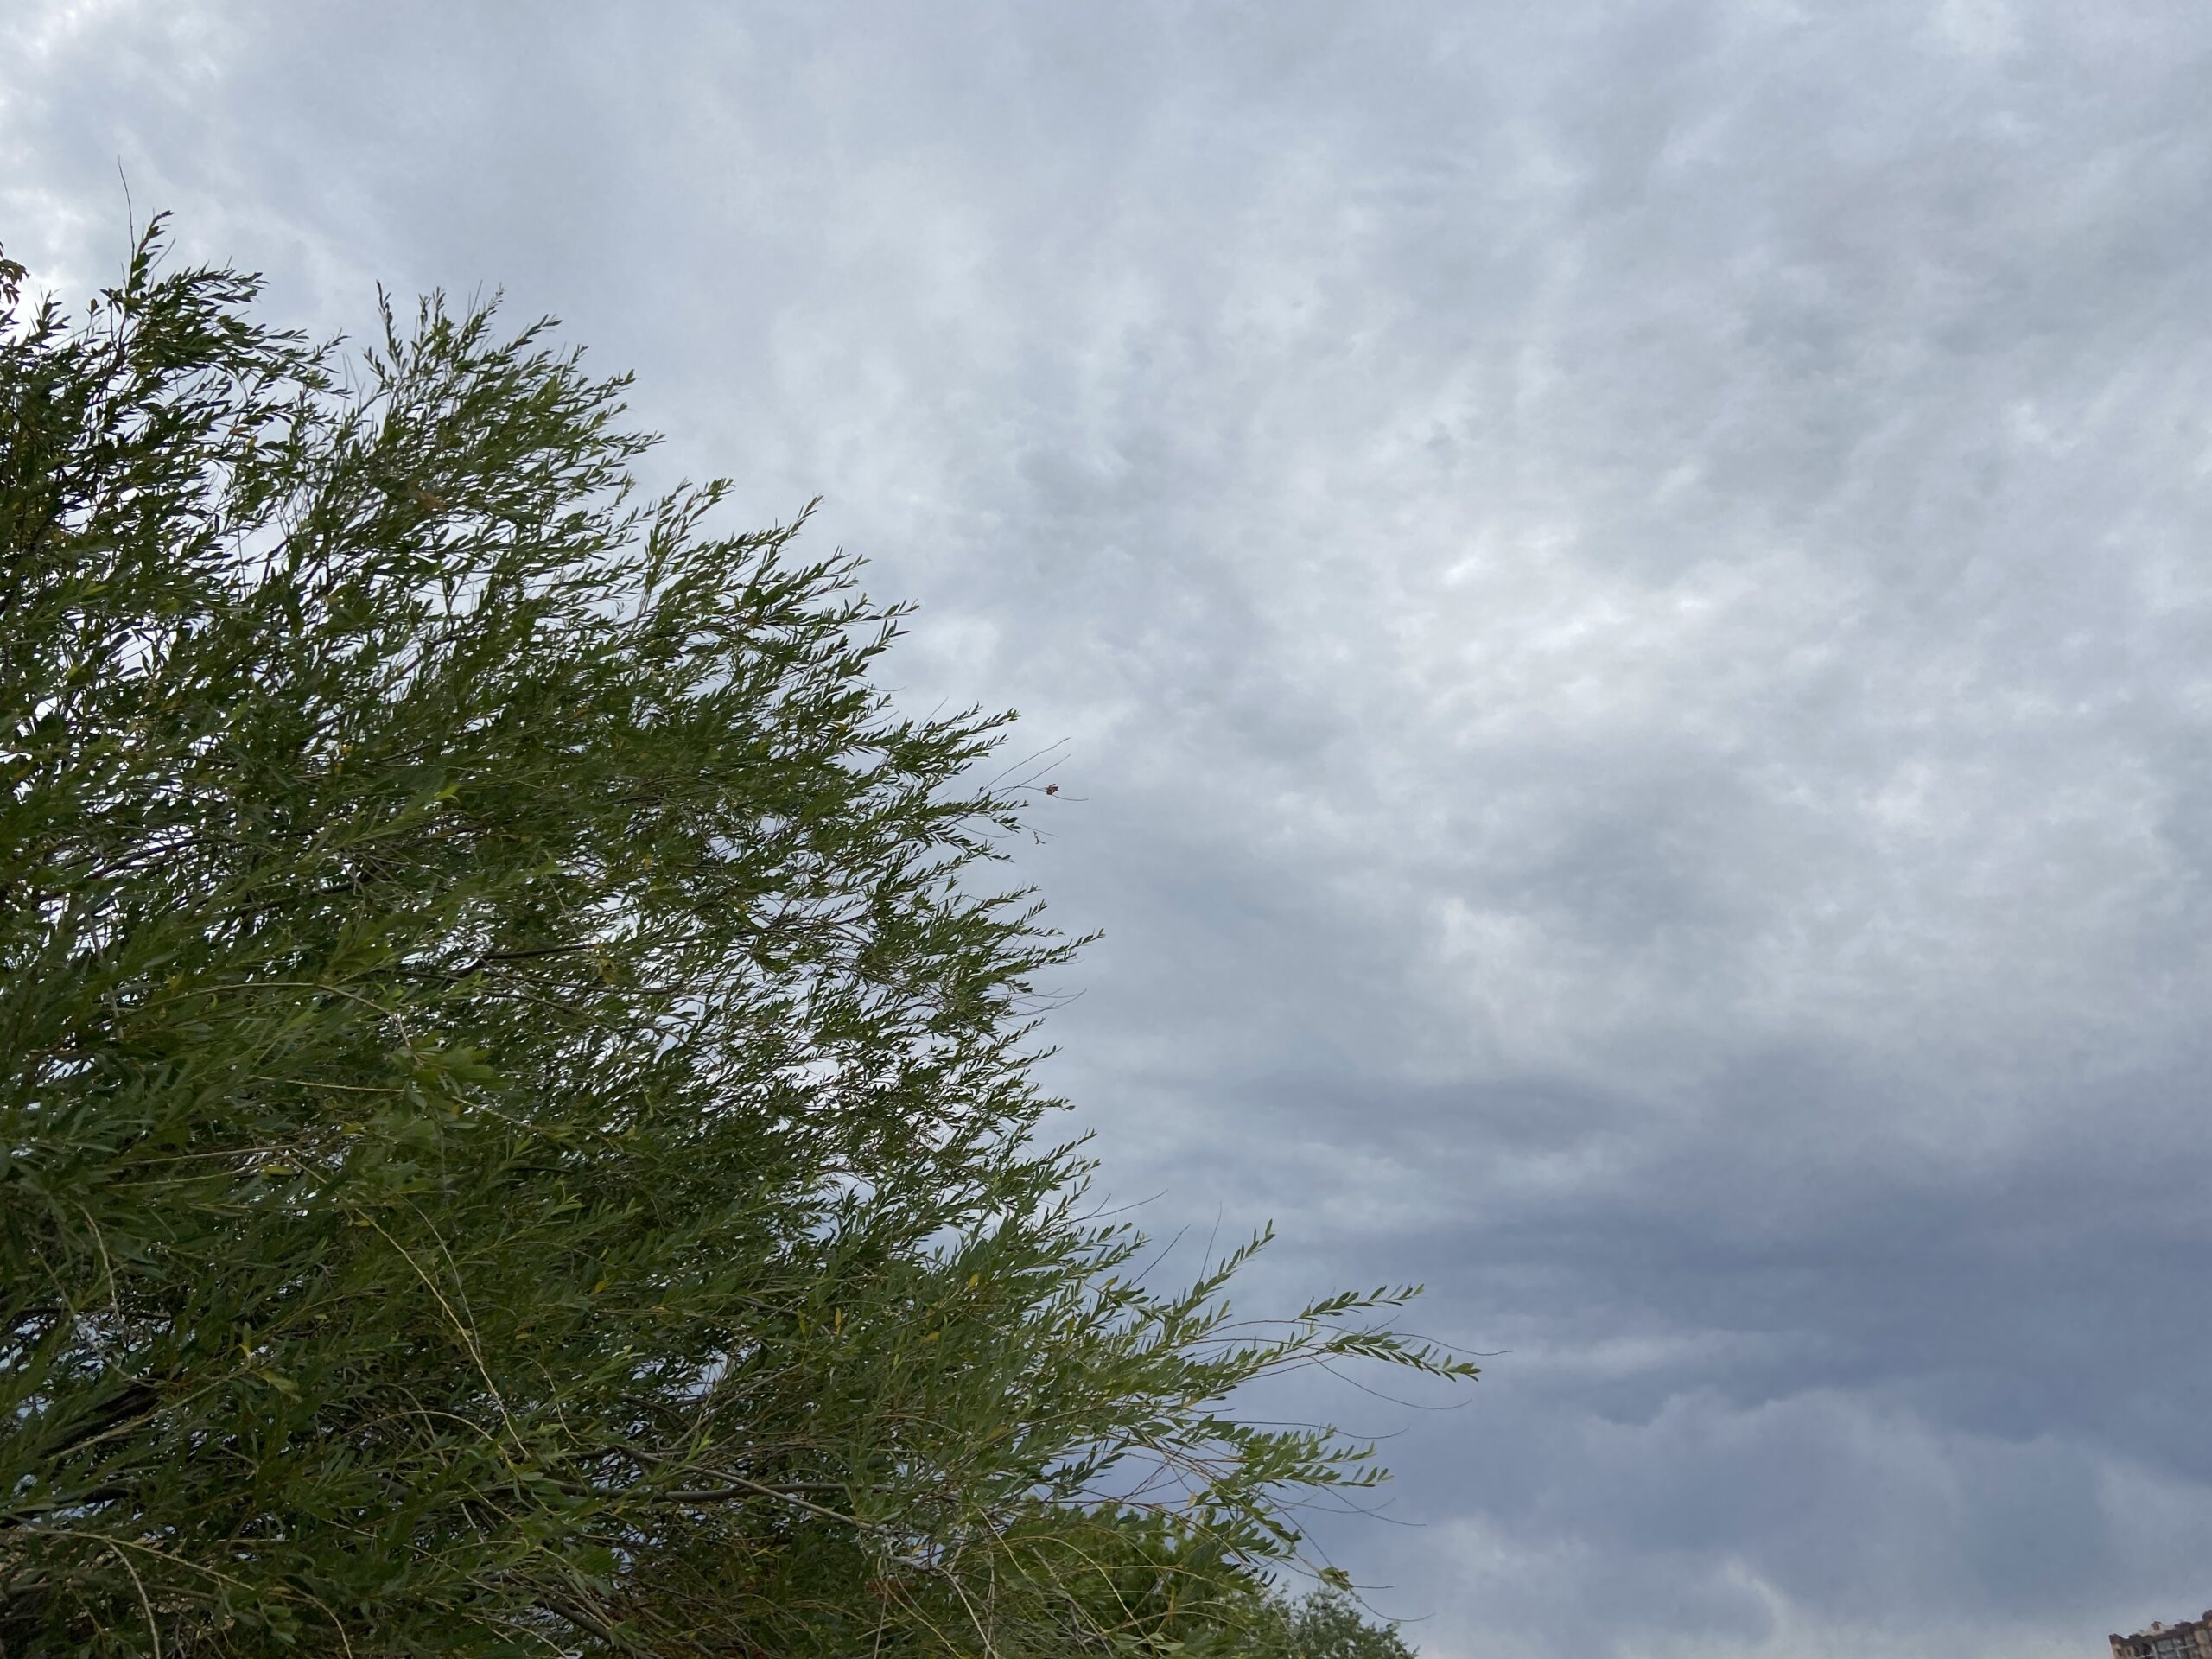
[[0, 223, 1472, 1656], [1044, 1510, 1419, 1658], [1255, 1589, 1421, 1659]]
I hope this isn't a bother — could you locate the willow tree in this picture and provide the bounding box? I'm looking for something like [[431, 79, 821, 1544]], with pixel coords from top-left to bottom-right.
[[0, 226, 1469, 1657]]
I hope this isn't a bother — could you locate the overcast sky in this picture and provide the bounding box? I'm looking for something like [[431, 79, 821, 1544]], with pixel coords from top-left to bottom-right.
[[9, 3, 2212, 1654]]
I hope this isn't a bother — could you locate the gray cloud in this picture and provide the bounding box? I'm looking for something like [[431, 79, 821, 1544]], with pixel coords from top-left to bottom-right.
[[9, 2, 2212, 1651]]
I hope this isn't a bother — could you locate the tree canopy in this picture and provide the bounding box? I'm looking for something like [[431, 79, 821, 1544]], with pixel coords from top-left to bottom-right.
[[0, 224, 1471, 1656]]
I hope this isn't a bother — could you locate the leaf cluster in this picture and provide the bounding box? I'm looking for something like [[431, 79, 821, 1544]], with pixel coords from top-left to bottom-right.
[[0, 224, 1473, 1656]]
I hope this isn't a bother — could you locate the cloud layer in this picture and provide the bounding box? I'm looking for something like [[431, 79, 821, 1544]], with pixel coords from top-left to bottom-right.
[[9, 3, 2212, 1652]]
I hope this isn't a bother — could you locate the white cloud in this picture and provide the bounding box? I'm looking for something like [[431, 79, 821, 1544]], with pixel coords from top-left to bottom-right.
[[8, 3, 2212, 1650]]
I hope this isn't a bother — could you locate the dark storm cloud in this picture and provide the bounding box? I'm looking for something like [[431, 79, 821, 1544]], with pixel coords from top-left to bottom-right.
[[9, 3, 2212, 1653]]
